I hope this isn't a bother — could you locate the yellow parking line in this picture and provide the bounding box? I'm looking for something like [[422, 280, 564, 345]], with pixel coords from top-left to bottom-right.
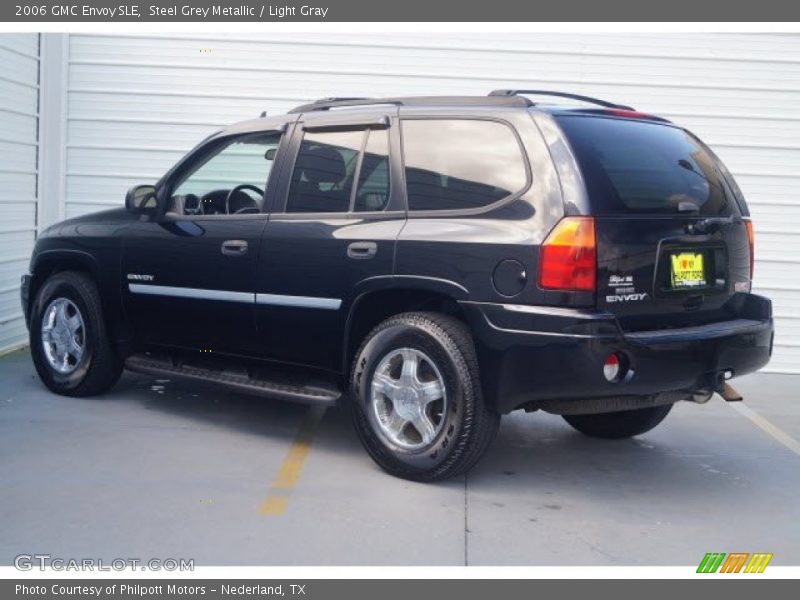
[[258, 405, 326, 516], [259, 496, 288, 516], [730, 401, 800, 457]]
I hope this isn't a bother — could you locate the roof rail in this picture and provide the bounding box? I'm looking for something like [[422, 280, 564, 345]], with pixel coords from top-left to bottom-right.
[[311, 96, 372, 105], [289, 97, 401, 114], [489, 89, 634, 110], [289, 94, 534, 114]]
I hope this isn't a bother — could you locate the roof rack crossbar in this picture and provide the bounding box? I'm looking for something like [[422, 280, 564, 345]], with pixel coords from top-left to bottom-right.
[[489, 89, 634, 110]]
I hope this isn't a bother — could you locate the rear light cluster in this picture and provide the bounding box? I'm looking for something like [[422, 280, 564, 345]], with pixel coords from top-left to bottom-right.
[[573, 108, 671, 123], [606, 108, 660, 120], [744, 219, 755, 281], [538, 217, 597, 292]]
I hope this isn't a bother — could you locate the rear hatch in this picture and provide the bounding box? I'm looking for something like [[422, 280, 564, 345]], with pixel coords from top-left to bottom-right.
[[555, 114, 752, 331]]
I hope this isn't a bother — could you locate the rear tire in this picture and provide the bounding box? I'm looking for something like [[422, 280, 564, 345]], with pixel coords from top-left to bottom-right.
[[350, 312, 500, 482], [29, 271, 122, 397], [563, 404, 673, 439]]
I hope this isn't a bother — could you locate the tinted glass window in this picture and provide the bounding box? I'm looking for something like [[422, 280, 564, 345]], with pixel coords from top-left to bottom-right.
[[556, 116, 738, 216], [402, 119, 527, 212], [354, 129, 390, 212], [287, 130, 363, 213]]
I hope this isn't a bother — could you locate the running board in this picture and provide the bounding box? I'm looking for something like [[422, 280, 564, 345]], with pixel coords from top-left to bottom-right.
[[125, 352, 340, 406]]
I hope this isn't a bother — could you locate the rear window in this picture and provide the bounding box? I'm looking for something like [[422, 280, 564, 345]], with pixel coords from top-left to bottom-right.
[[556, 116, 739, 216]]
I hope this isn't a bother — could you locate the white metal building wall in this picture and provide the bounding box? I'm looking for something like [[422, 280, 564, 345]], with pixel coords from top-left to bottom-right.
[[0, 34, 39, 353], [9, 32, 800, 373]]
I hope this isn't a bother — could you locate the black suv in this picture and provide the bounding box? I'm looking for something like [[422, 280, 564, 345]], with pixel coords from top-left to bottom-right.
[[21, 91, 774, 481]]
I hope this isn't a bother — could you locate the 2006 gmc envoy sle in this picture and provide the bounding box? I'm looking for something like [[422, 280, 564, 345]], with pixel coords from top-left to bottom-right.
[[21, 90, 774, 481]]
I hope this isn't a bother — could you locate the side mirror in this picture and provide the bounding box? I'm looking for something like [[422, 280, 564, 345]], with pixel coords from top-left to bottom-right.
[[125, 185, 158, 215]]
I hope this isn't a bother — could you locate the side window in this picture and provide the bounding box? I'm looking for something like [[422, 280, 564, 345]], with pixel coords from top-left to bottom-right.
[[170, 132, 281, 216], [402, 119, 528, 212], [354, 129, 390, 212], [286, 130, 363, 213]]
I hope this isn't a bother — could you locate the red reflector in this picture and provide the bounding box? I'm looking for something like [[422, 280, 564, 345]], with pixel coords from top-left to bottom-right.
[[538, 217, 596, 292], [603, 353, 623, 382]]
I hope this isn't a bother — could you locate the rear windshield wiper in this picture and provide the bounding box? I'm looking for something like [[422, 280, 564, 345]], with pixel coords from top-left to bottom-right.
[[687, 215, 742, 234]]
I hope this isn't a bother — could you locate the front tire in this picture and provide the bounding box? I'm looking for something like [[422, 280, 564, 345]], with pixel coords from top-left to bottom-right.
[[350, 312, 500, 482], [29, 271, 122, 397], [563, 403, 673, 439]]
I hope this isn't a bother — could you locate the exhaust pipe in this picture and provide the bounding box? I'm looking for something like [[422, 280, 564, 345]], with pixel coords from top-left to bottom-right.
[[529, 372, 744, 415], [690, 389, 714, 404], [713, 369, 743, 402], [719, 383, 743, 402]]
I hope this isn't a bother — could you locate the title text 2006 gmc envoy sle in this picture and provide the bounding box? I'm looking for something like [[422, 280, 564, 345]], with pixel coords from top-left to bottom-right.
[[21, 91, 774, 481]]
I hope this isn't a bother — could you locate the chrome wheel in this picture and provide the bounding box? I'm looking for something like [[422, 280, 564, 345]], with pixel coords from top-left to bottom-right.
[[41, 297, 85, 374], [370, 348, 447, 450]]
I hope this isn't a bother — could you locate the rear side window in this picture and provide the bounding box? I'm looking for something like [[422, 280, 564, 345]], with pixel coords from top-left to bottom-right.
[[287, 130, 362, 213], [355, 129, 390, 212], [556, 116, 739, 216], [402, 119, 528, 212], [287, 128, 392, 214]]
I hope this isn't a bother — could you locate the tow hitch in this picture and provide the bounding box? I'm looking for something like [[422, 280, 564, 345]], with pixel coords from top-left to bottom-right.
[[691, 371, 744, 403]]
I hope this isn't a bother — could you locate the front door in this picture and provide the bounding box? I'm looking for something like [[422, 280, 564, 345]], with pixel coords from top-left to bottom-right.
[[123, 131, 284, 356]]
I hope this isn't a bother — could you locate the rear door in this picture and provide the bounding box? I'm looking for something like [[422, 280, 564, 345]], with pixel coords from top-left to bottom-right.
[[555, 115, 751, 330], [254, 111, 405, 371]]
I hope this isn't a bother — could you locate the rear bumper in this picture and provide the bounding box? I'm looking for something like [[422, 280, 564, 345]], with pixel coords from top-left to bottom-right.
[[460, 294, 774, 414]]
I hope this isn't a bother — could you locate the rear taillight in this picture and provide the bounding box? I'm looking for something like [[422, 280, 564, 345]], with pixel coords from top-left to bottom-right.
[[538, 217, 596, 292], [744, 219, 755, 280]]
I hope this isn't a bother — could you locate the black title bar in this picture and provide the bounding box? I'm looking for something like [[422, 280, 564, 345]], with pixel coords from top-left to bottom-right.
[[4, 579, 799, 599], [4, 0, 800, 21]]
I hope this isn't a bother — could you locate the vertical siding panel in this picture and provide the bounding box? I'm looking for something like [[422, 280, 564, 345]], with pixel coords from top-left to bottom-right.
[[0, 33, 39, 353]]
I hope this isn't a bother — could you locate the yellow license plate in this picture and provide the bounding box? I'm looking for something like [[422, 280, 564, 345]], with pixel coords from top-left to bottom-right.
[[670, 252, 707, 289]]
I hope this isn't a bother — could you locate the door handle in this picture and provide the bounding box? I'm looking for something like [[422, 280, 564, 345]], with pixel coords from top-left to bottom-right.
[[347, 241, 377, 260], [221, 240, 248, 256]]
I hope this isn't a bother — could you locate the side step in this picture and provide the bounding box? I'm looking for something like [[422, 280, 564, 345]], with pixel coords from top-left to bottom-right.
[[125, 352, 340, 406]]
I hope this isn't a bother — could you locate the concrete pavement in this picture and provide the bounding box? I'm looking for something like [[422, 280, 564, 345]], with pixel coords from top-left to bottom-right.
[[1, 348, 797, 566]]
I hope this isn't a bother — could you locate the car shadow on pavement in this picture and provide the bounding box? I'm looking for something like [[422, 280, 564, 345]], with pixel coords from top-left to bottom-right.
[[5, 349, 781, 496], [111, 370, 372, 460], [468, 405, 773, 504]]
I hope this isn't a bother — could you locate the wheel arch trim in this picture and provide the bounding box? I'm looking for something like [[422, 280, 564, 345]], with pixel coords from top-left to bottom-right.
[[341, 274, 470, 375], [28, 250, 101, 310]]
